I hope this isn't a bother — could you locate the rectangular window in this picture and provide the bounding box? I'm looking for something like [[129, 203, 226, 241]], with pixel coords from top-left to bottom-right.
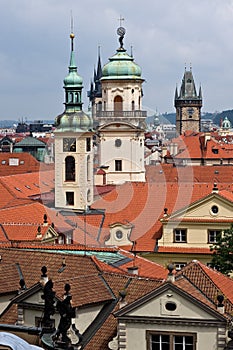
[[66, 192, 74, 206], [86, 137, 91, 152], [147, 331, 196, 350], [208, 230, 221, 243], [115, 160, 122, 171], [174, 229, 187, 243]]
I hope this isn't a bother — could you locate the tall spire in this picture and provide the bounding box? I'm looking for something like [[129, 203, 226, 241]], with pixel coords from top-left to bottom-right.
[[179, 69, 197, 98], [96, 46, 102, 80], [174, 85, 178, 100], [63, 33, 83, 113], [199, 85, 202, 99]]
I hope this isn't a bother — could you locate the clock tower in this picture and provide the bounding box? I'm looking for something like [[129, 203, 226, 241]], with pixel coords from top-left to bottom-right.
[[54, 33, 93, 210], [175, 67, 202, 135]]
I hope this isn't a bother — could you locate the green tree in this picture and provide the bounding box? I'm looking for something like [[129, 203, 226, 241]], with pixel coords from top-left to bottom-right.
[[210, 225, 233, 275]]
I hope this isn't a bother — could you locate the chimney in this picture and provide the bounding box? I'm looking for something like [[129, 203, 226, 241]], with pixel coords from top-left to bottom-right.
[[167, 263, 175, 283], [212, 183, 219, 194], [127, 266, 139, 275], [204, 133, 211, 147]]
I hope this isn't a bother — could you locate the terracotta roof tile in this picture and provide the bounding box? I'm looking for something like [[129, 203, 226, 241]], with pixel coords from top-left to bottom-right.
[[177, 261, 233, 314], [92, 181, 225, 252], [0, 153, 40, 176], [85, 274, 163, 350], [0, 248, 113, 308], [92, 250, 167, 279], [0, 170, 54, 199]]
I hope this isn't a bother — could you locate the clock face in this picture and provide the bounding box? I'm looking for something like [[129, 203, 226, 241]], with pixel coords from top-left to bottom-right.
[[63, 138, 76, 152]]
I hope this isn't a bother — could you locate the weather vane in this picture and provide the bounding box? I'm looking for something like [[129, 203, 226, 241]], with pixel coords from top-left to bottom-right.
[[117, 15, 126, 49]]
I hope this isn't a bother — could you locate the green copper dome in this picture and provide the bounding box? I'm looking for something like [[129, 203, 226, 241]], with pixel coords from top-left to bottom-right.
[[64, 51, 83, 87], [55, 111, 93, 132], [102, 48, 142, 80], [222, 116, 232, 129]]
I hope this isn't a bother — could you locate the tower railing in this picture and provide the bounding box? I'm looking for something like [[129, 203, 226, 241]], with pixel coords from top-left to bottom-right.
[[95, 110, 147, 120]]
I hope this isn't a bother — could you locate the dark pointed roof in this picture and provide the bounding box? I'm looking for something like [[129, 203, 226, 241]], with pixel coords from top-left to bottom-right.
[[179, 70, 197, 98]]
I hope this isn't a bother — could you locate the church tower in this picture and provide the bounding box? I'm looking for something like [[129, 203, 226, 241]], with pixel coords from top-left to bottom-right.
[[92, 25, 147, 185], [175, 67, 202, 135], [54, 33, 94, 210]]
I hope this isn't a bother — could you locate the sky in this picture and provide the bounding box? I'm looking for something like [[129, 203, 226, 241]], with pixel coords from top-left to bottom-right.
[[1, 0, 233, 121]]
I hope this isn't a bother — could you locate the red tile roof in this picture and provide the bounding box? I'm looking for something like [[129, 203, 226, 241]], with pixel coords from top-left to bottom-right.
[[0, 248, 114, 308], [177, 260, 233, 314], [0, 170, 54, 199], [92, 181, 228, 252], [0, 153, 40, 176], [92, 249, 167, 279], [146, 164, 233, 184], [170, 132, 233, 161]]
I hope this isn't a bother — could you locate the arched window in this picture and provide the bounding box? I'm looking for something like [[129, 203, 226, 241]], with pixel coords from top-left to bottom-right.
[[87, 155, 91, 181], [114, 95, 123, 112], [65, 156, 75, 181], [132, 100, 135, 111], [97, 101, 102, 111], [75, 92, 79, 103], [69, 92, 73, 103]]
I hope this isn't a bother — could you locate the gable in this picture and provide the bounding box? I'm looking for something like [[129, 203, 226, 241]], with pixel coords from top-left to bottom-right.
[[126, 288, 216, 320], [168, 193, 233, 222], [116, 282, 226, 323]]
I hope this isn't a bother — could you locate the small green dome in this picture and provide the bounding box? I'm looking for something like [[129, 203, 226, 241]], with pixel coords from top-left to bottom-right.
[[55, 111, 93, 132], [64, 72, 83, 87], [102, 49, 142, 80], [222, 116, 232, 129], [64, 51, 83, 87]]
